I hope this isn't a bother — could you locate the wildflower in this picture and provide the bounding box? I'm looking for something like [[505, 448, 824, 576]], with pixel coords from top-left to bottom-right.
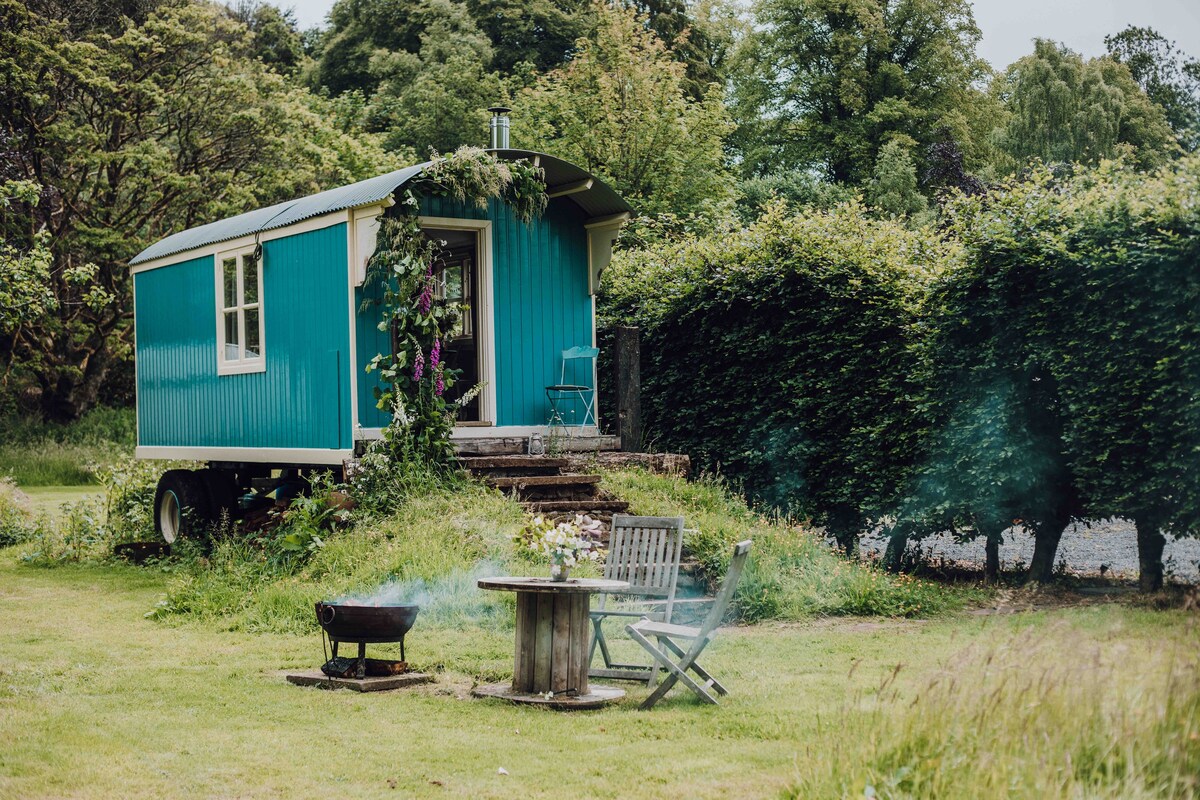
[[412, 348, 425, 381], [431, 338, 441, 368]]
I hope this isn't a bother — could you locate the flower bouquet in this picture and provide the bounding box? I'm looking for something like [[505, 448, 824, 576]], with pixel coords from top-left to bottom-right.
[[514, 514, 605, 581]]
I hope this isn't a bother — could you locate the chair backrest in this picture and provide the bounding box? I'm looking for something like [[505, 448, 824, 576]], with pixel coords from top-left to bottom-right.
[[559, 345, 599, 386], [603, 514, 685, 619], [697, 540, 753, 637]]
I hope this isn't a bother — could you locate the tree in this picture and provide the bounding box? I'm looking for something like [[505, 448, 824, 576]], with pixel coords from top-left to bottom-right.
[[0, 0, 398, 419], [464, 0, 588, 74], [868, 137, 928, 218], [1105, 26, 1200, 152], [991, 39, 1179, 172], [227, 1, 306, 75], [366, 0, 502, 155], [731, 0, 996, 186], [310, 0, 439, 96], [516, 1, 734, 218], [1043, 159, 1200, 591]]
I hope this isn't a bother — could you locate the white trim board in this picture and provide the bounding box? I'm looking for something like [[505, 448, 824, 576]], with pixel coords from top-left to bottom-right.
[[136, 446, 353, 465]]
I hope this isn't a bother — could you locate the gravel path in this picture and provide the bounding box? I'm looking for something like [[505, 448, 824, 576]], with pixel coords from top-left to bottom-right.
[[860, 519, 1200, 583]]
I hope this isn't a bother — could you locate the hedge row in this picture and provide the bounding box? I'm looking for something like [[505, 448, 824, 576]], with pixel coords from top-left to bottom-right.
[[603, 157, 1200, 587]]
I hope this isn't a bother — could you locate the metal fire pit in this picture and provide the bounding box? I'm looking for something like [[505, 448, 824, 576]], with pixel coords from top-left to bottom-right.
[[315, 602, 420, 679]]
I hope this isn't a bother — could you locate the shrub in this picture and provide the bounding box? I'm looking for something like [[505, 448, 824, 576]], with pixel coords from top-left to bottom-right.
[[603, 200, 949, 552], [0, 477, 42, 547]]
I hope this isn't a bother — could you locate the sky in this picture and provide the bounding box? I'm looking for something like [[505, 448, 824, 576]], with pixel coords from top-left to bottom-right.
[[283, 0, 1200, 71]]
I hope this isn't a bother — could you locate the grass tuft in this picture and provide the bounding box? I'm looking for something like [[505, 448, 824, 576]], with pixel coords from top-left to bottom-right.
[[0, 406, 135, 485]]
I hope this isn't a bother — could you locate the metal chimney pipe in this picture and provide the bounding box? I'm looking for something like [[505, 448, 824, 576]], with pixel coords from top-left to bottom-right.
[[488, 106, 511, 149]]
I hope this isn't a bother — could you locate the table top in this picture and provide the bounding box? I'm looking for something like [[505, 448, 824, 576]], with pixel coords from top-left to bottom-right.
[[477, 576, 629, 594]]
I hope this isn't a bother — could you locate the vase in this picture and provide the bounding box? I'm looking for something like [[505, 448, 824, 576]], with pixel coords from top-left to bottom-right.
[[550, 563, 570, 582]]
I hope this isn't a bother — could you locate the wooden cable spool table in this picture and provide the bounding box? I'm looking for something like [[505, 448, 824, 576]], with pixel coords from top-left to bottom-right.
[[472, 576, 629, 709]]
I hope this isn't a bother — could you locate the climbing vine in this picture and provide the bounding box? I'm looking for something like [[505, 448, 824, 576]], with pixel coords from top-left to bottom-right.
[[363, 147, 547, 471]]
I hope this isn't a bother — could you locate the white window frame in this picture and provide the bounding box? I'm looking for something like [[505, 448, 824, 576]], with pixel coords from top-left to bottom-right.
[[214, 245, 266, 375]]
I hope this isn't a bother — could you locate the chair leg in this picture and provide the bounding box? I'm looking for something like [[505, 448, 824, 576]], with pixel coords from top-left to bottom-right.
[[590, 616, 614, 668], [656, 635, 728, 696], [627, 627, 718, 709]]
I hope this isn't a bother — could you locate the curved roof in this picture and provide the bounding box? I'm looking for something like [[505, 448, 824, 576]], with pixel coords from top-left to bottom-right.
[[129, 151, 632, 266]]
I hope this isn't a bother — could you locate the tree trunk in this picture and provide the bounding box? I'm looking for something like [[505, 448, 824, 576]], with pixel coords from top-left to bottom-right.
[[882, 527, 908, 572], [1027, 521, 1066, 584], [1135, 518, 1166, 593], [985, 535, 1000, 583]]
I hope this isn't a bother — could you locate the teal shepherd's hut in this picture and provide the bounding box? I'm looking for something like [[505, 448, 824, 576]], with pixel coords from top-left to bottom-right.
[[130, 113, 632, 541]]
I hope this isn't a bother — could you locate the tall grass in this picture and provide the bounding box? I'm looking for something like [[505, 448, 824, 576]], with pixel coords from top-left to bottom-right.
[[602, 468, 978, 619], [0, 406, 135, 485], [788, 618, 1200, 799], [152, 482, 531, 642]]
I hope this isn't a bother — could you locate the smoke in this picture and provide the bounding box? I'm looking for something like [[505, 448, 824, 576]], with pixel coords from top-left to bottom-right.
[[331, 560, 508, 626]]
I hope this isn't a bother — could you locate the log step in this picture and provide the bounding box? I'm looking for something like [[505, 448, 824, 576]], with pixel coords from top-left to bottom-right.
[[522, 500, 630, 513], [485, 474, 601, 489], [459, 456, 569, 471]]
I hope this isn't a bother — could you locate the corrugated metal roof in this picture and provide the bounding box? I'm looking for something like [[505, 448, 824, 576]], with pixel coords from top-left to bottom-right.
[[130, 152, 632, 266]]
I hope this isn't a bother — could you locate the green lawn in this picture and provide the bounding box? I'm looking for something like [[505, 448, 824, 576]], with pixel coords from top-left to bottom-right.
[[17, 486, 101, 519], [1, 554, 1196, 799]]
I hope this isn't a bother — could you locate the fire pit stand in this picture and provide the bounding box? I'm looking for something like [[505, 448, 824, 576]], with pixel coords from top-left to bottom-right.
[[284, 601, 434, 693]]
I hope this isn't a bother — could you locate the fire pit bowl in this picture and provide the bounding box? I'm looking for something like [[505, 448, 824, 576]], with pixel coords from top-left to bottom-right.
[[314, 602, 420, 680], [315, 602, 419, 644]]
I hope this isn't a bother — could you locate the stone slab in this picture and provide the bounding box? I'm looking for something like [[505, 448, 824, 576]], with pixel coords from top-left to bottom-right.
[[285, 669, 433, 692], [471, 682, 624, 709]]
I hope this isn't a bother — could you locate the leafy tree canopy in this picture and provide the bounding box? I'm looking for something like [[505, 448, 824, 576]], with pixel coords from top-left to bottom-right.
[[516, 1, 735, 218], [1105, 25, 1200, 152], [0, 0, 398, 419], [731, 0, 996, 186], [990, 39, 1179, 172]]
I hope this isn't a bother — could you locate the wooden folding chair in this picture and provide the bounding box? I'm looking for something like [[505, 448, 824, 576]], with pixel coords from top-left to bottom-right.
[[588, 514, 685, 684], [626, 539, 752, 710]]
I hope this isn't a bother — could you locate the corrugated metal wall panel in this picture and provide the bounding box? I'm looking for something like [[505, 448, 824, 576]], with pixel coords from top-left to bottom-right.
[[353, 197, 594, 429], [135, 224, 351, 450]]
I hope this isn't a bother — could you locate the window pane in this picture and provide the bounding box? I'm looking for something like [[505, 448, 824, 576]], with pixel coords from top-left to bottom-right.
[[222, 258, 238, 308], [243, 255, 258, 305], [244, 307, 260, 358], [224, 311, 239, 361]]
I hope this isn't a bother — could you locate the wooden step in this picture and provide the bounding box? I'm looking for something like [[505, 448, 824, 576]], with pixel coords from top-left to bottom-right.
[[459, 456, 567, 478], [459, 456, 569, 470], [522, 499, 630, 513], [485, 474, 601, 489]]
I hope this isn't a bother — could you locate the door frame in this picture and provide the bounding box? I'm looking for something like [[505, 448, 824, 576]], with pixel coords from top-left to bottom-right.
[[419, 216, 496, 426]]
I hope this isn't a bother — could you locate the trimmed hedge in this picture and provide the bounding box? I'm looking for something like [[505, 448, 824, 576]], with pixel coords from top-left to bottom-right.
[[604, 157, 1200, 586]]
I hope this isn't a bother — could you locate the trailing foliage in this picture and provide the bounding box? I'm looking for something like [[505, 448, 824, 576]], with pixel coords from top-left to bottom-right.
[[362, 147, 546, 471]]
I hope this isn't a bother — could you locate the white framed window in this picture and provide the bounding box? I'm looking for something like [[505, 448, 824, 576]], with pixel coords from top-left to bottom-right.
[[215, 246, 265, 375]]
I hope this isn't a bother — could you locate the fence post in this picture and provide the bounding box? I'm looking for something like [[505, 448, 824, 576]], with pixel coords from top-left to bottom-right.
[[614, 326, 642, 452]]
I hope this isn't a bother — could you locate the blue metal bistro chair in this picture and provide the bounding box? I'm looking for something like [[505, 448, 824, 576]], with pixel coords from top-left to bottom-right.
[[546, 345, 599, 430]]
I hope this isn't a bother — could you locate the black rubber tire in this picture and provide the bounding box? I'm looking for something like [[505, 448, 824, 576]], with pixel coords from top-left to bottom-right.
[[153, 469, 212, 544], [196, 468, 239, 527]]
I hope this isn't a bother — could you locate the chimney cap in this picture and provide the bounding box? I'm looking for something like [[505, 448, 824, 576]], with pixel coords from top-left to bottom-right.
[[487, 106, 512, 116]]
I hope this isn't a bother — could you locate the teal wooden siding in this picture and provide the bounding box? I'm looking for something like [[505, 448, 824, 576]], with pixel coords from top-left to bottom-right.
[[135, 224, 352, 450], [355, 197, 595, 428]]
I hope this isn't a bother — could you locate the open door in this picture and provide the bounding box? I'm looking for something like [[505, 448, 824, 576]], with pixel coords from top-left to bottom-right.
[[426, 228, 482, 422]]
